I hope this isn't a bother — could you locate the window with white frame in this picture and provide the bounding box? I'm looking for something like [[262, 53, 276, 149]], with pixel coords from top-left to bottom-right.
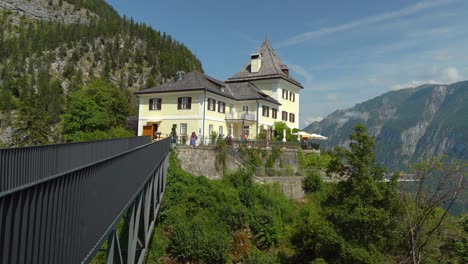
[[262, 106, 269, 117], [218, 101, 225, 113], [282, 111, 288, 121], [180, 123, 187, 135], [178, 97, 191, 110], [209, 124, 214, 136], [242, 105, 249, 113], [149, 98, 162, 110], [272, 108, 278, 119], [282, 89, 288, 99], [208, 98, 216, 111], [289, 113, 295, 123], [290, 92, 295, 102]]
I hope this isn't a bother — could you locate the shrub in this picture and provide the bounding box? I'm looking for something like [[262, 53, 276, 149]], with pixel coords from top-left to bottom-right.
[[168, 213, 230, 263], [244, 245, 280, 264], [210, 131, 218, 144], [284, 165, 295, 176], [302, 170, 323, 193]]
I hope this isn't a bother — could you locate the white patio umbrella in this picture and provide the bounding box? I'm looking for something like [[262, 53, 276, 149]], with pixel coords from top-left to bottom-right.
[[292, 131, 308, 141], [292, 131, 328, 140], [291, 131, 313, 137], [309, 133, 328, 140]]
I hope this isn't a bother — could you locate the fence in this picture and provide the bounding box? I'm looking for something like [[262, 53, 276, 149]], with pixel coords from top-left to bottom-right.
[[0, 137, 170, 264], [173, 136, 309, 149], [225, 112, 257, 121], [0, 136, 151, 193], [254, 166, 324, 177]]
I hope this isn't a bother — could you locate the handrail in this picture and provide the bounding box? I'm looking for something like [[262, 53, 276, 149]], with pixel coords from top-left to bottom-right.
[[0, 137, 171, 264], [0, 136, 151, 193]]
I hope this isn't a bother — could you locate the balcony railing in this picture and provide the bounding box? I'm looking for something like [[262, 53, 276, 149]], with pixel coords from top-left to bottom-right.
[[225, 112, 257, 121]]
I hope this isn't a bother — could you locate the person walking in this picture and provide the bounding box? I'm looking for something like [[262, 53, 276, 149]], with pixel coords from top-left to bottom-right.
[[190, 132, 198, 147]]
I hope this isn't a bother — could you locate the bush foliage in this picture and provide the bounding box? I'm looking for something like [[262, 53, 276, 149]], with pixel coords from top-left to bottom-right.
[[147, 125, 466, 264]]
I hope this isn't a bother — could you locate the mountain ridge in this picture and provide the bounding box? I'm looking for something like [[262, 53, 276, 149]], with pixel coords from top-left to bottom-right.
[[304, 81, 468, 170], [0, 0, 203, 146]]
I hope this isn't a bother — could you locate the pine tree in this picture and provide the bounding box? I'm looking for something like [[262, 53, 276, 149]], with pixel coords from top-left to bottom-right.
[[325, 124, 402, 259], [10, 92, 50, 147]]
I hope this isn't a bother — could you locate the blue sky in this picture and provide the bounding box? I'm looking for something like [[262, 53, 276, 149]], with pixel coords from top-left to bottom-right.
[[106, 0, 468, 128]]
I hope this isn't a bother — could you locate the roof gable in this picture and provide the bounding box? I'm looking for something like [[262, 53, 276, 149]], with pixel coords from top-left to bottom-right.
[[226, 39, 303, 88]]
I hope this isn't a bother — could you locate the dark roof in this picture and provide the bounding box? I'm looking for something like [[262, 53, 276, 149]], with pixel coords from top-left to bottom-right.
[[226, 39, 303, 88], [226, 82, 280, 104], [134, 71, 280, 105], [134, 71, 235, 99]]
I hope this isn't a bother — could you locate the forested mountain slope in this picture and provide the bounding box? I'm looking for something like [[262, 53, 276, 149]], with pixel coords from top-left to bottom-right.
[[304, 81, 468, 170], [0, 0, 203, 146]]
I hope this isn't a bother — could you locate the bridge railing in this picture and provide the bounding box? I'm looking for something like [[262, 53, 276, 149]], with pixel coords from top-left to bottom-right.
[[0, 137, 170, 264], [0, 136, 151, 193]]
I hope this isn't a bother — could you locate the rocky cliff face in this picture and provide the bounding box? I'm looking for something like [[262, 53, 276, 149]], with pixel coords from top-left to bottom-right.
[[0, 0, 96, 25], [304, 82, 468, 170], [0, 0, 203, 146]]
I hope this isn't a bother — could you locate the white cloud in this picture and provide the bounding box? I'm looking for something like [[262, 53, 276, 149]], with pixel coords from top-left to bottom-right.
[[336, 111, 369, 126], [277, 0, 455, 47], [288, 63, 314, 84], [391, 80, 438, 90], [390, 66, 464, 90], [327, 93, 337, 102], [368, 77, 392, 86], [303, 116, 323, 125], [344, 111, 369, 120], [441, 67, 462, 83]]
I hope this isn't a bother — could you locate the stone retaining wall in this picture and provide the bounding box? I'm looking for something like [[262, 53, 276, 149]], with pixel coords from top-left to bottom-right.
[[255, 176, 305, 199]]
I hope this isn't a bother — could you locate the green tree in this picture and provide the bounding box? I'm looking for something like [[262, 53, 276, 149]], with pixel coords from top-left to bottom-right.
[[401, 157, 467, 264], [10, 92, 50, 147], [302, 170, 323, 193], [167, 212, 231, 263], [61, 79, 132, 142], [272, 121, 298, 142], [38, 78, 65, 125], [325, 124, 402, 259]]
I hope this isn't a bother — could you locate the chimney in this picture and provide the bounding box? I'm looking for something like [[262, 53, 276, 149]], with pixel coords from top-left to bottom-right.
[[176, 71, 185, 81], [250, 53, 262, 73]]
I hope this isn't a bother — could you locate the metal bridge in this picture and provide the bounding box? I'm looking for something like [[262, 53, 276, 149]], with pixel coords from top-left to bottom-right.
[[0, 137, 171, 264]]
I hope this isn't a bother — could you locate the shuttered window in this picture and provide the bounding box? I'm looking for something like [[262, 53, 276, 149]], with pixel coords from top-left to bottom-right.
[[149, 98, 162, 110], [290, 92, 295, 102], [218, 101, 225, 113], [289, 113, 295, 123], [282, 89, 288, 99], [272, 108, 278, 119], [178, 97, 192, 110], [208, 98, 216, 111], [262, 106, 269, 117]]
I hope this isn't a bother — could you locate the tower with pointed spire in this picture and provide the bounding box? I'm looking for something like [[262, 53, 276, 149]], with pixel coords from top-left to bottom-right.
[[226, 39, 303, 130]]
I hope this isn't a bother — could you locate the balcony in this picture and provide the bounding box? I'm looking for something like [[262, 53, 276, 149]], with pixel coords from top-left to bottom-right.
[[225, 112, 257, 121]]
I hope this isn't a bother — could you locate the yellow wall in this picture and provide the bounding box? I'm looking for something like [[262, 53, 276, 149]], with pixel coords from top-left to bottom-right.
[[138, 90, 233, 143], [138, 90, 201, 117], [137, 91, 203, 140], [137, 78, 302, 141], [257, 101, 280, 125], [252, 79, 301, 129]]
